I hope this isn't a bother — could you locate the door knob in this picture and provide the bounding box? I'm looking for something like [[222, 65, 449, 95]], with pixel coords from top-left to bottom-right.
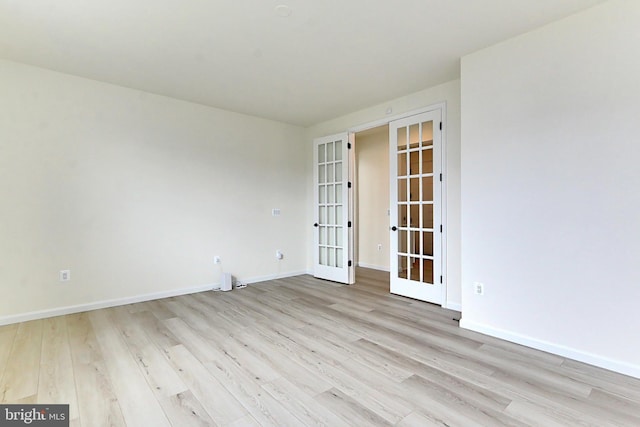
[[391, 226, 397, 231], [314, 223, 319, 227]]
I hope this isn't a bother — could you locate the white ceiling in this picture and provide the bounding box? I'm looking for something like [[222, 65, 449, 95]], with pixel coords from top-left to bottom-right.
[[0, 0, 605, 126]]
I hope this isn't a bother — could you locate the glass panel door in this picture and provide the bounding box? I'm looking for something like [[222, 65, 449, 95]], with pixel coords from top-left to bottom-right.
[[313, 133, 354, 284], [390, 110, 443, 304]]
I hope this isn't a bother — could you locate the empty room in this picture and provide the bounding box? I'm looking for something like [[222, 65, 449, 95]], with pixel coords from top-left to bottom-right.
[[1, 0, 639, 426]]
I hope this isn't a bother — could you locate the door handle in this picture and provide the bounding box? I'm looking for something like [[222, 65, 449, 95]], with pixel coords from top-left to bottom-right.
[[391, 226, 397, 231], [314, 223, 319, 227]]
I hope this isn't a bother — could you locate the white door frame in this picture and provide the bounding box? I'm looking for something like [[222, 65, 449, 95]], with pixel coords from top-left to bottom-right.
[[349, 102, 448, 304]]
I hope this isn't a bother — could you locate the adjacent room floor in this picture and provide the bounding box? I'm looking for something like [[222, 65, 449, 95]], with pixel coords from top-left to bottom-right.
[[1, 268, 639, 426]]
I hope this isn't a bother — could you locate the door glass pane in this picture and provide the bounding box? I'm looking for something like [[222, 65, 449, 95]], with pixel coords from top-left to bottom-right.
[[398, 204, 407, 226], [320, 247, 327, 266], [397, 152, 407, 176], [409, 230, 420, 255], [318, 144, 325, 163], [335, 162, 342, 181], [335, 141, 342, 161], [335, 184, 343, 204], [423, 232, 433, 256], [409, 124, 419, 149], [397, 127, 407, 150], [398, 230, 407, 254], [327, 142, 334, 162], [319, 206, 326, 224], [319, 185, 325, 203], [422, 148, 433, 174], [318, 165, 326, 184], [410, 151, 419, 175], [409, 178, 420, 202], [327, 184, 335, 203], [421, 121, 433, 145], [328, 248, 336, 267], [423, 204, 433, 229], [328, 206, 335, 225], [398, 179, 407, 202], [422, 177, 433, 201], [328, 226, 335, 245], [336, 248, 343, 268], [319, 226, 326, 244], [336, 227, 343, 246], [335, 205, 342, 225], [423, 259, 434, 284], [327, 163, 334, 183], [410, 205, 419, 228], [409, 257, 420, 281], [398, 255, 408, 279]]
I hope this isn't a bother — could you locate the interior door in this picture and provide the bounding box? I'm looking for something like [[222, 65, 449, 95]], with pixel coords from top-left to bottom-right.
[[313, 133, 355, 284], [390, 111, 443, 304]]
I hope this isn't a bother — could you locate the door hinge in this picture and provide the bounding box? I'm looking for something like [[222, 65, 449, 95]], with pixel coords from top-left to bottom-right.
[[439, 122, 442, 130], [348, 221, 352, 228], [440, 224, 443, 233], [348, 181, 352, 188], [348, 260, 352, 267], [440, 275, 443, 284], [439, 173, 443, 182], [347, 142, 352, 149]]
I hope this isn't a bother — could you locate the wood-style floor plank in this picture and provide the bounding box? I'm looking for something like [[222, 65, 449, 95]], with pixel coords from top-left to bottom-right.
[[0, 268, 638, 426], [0, 324, 18, 387], [37, 317, 80, 422], [88, 309, 171, 427], [261, 377, 351, 427], [0, 320, 43, 402], [66, 312, 126, 427], [157, 390, 217, 427], [314, 387, 393, 426], [163, 344, 248, 425]]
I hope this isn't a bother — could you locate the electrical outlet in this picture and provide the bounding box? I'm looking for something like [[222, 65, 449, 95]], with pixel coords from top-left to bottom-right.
[[272, 208, 281, 216], [474, 282, 484, 295], [214, 256, 221, 264], [275, 250, 283, 260], [377, 244, 382, 251], [60, 270, 71, 282]]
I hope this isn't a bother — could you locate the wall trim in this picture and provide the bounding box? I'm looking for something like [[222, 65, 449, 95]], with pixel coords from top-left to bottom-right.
[[357, 262, 391, 272], [460, 319, 640, 380], [348, 101, 447, 134], [0, 270, 311, 327], [0, 283, 217, 327], [240, 270, 310, 285]]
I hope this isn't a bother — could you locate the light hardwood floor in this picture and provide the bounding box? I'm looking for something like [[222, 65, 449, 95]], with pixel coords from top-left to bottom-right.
[[1, 268, 639, 426]]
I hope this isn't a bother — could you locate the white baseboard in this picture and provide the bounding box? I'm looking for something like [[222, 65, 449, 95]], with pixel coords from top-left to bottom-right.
[[357, 262, 390, 272], [0, 269, 315, 326], [234, 270, 310, 285], [445, 302, 462, 312], [460, 319, 640, 380], [0, 283, 217, 327]]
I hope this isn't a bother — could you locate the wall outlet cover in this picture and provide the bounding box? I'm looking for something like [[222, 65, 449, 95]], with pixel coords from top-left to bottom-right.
[[474, 282, 484, 295]]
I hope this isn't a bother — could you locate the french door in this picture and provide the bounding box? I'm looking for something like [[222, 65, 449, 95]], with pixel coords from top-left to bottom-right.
[[313, 133, 355, 284], [390, 110, 443, 304]]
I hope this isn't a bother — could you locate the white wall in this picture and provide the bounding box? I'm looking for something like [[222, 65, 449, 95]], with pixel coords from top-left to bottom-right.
[[460, 0, 640, 378], [0, 59, 308, 322], [306, 79, 462, 309], [355, 127, 390, 271]]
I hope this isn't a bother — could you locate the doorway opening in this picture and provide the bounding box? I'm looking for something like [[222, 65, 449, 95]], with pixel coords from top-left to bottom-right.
[[353, 125, 391, 290]]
